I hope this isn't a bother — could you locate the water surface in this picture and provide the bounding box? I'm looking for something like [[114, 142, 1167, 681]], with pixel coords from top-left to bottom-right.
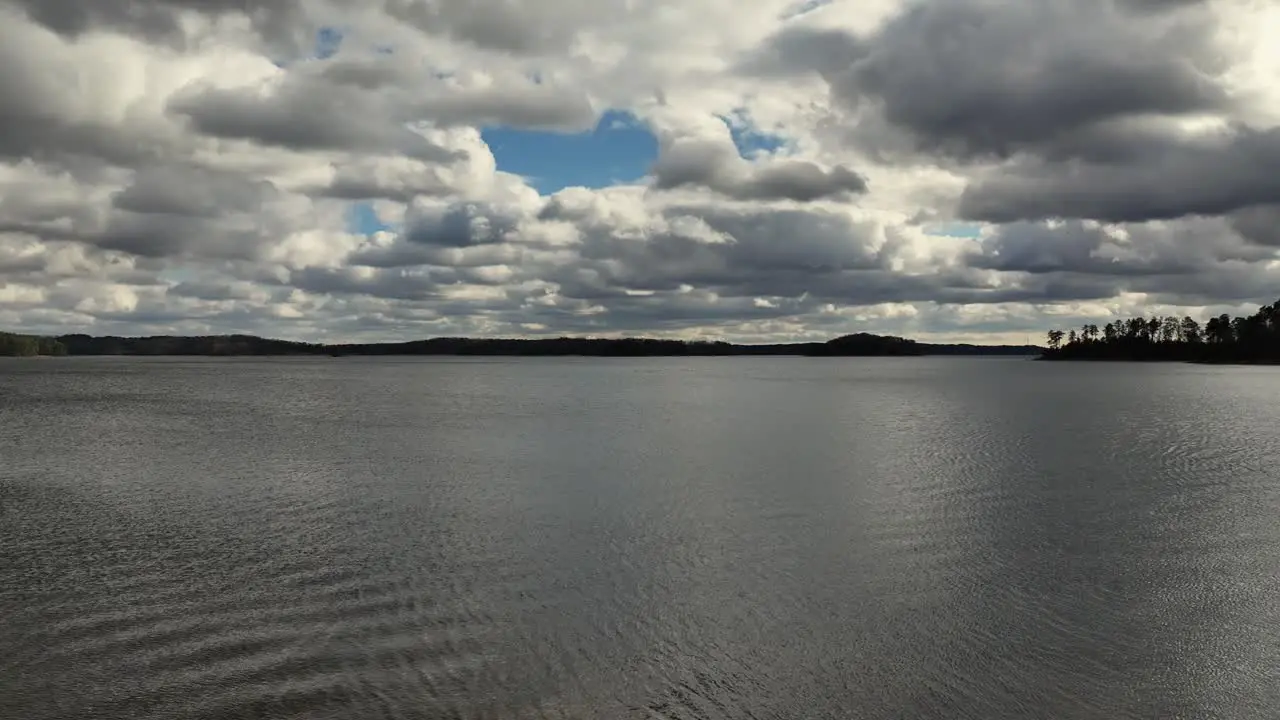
[[2, 357, 1278, 718]]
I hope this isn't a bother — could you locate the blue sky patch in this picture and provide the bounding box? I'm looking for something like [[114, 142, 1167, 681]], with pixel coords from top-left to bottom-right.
[[728, 124, 789, 159], [927, 223, 985, 239], [272, 27, 344, 66], [719, 111, 791, 159], [482, 110, 658, 194], [314, 27, 344, 59], [348, 202, 393, 236]]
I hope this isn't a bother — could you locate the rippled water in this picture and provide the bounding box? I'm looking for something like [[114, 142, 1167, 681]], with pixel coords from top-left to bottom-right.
[[2, 357, 1279, 719]]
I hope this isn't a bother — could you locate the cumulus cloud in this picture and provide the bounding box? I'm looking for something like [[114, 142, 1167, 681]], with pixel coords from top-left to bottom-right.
[[168, 66, 594, 157], [381, 0, 618, 55], [751, 0, 1227, 158], [649, 126, 867, 202], [2, 0, 1280, 343], [112, 164, 279, 217]]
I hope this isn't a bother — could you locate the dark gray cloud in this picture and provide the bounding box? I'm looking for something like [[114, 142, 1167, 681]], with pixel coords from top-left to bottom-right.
[[285, 265, 446, 301], [4, 0, 192, 41], [965, 220, 1224, 277], [736, 26, 866, 78], [1118, 0, 1206, 11], [319, 175, 452, 204], [736, 162, 867, 202], [384, 0, 562, 53], [1, 173, 300, 264], [0, 112, 177, 170], [0, 29, 182, 168], [849, 0, 1223, 158], [168, 81, 462, 162], [959, 127, 1280, 223], [1128, 263, 1280, 306], [1, 0, 321, 50], [168, 279, 264, 302], [961, 217, 1280, 311], [1, 0, 607, 69], [749, 0, 1224, 159], [95, 213, 262, 259], [169, 69, 594, 159], [113, 165, 279, 217], [381, 0, 609, 55], [0, 175, 101, 233], [690, 207, 884, 272], [968, 222, 1115, 275], [410, 88, 596, 133], [352, 242, 524, 269], [650, 138, 867, 201], [743, 0, 1277, 239], [560, 205, 885, 296], [1228, 205, 1280, 247], [5, 0, 614, 59], [405, 203, 521, 247], [320, 57, 415, 91]]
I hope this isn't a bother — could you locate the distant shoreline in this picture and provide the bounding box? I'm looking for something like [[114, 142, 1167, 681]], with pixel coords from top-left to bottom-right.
[[3, 331, 1042, 358]]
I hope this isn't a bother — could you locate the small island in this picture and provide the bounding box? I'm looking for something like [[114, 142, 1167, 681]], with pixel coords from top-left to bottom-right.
[[0, 331, 1041, 358], [1042, 299, 1280, 363]]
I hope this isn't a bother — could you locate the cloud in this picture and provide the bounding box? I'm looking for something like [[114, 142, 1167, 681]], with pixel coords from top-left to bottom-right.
[[1228, 205, 1280, 247], [170, 80, 460, 161], [652, 142, 867, 202], [381, 0, 607, 55], [168, 59, 597, 169], [649, 122, 867, 201], [736, 26, 867, 78], [959, 126, 1280, 223], [112, 164, 279, 217], [5, 0, 216, 41], [969, 218, 1274, 276], [758, 0, 1228, 159], [1, 0, 336, 51], [2, 0, 1280, 343]]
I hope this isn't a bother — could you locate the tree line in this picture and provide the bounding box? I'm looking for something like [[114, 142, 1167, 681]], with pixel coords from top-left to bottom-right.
[[1042, 299, 1280, 362], [56, 333, 926, 357], [0, 331, 1040, 357], [0, 332, 67, 357]]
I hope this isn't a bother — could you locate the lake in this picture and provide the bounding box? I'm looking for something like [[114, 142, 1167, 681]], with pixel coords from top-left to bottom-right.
[[2, 357, 1278, 719]]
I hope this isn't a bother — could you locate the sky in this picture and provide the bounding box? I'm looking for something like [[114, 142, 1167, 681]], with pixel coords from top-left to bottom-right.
[[2, 0, 1280, 344]]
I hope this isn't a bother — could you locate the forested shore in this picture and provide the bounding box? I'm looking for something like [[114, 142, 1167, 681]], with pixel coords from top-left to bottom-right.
[[0, 332, 67, 357], [1042, 300, 1280, 363]]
